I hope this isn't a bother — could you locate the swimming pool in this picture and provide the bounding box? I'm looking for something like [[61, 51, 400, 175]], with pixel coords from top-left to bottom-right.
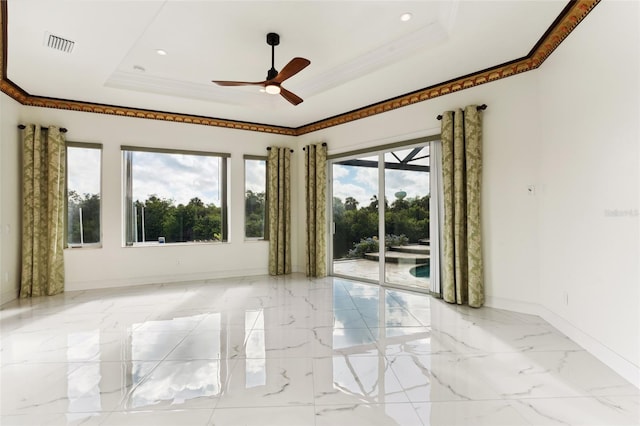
[[409, 262, 430, 278]]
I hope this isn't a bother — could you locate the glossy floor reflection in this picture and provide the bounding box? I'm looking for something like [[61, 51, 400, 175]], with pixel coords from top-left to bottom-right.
[[1, 274, 638, 425]]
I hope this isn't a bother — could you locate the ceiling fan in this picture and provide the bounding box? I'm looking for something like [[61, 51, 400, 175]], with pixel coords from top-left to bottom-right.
[[212, 33, 310, 106]]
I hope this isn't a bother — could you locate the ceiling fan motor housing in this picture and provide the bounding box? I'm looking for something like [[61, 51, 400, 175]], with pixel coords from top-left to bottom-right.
[[266, 32, 280, 46]]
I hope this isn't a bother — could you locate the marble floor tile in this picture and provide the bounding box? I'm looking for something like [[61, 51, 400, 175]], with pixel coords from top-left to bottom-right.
[[209, 406, 316, 426], [387, 353, 503, 402], [216, 357, 315, 408], [101, 408, 214, 425], [313, 355, 411, 405], [244, 328, 314, 358], [1, 274, 637, 425], [118, 359, 229, 410], [510, 395, 640, 425], [0, 412, 108, 426], [429, 321, 582, 354], [413, 400, 532, 426], [311, 326, 380, 358], [329, 308, 371, 328], [164, 330, 236, 361], [369, 327, 437, 357], [315, 403, 423, 426], [1, 361, 140, 415]]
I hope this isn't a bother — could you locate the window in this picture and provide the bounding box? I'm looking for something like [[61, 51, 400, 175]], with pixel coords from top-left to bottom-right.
[[122, 147, 229, 245], [244, 156, 267, 239], [66, 143, 102, 247]]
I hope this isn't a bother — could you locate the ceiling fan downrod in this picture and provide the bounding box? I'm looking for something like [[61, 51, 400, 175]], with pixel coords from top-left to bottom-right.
[[266, 32, 280, 80]]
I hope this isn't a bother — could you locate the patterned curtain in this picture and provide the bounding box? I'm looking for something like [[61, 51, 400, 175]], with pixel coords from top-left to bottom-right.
[[20, 125, 66, 297], [267, 147, 291, 275], [304, 143, 327, 277], [440, 106, 484, 307]]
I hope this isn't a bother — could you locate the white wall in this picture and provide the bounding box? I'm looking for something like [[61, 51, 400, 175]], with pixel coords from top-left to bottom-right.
[[0, 93, 22, 304], [17, 107, 297, 291], [297, 71, 543, 309], [537, 0, 639, 384]]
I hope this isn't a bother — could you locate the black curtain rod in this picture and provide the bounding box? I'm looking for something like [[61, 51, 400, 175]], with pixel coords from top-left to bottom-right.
[[437, 104, 487, 121], [303, 142, 327, 151], [18, 124, 68, 133], [266, 147, 294, 153]]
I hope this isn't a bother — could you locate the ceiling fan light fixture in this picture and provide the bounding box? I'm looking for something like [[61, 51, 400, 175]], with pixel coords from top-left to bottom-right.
[[265, 84, 281, 95], [400, 12, 413, 22]]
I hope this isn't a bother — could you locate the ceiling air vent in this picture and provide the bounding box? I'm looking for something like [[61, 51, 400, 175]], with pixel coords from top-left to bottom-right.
[[45, 33, 75, 53]]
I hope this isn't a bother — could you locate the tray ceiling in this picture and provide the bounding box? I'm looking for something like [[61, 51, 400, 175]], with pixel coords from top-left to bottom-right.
[[4, 1, 588, 130]]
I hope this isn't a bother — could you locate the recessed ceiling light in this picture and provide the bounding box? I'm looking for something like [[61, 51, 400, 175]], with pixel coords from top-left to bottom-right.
[[400, 13, 412, 22], [156, 49, 167, 56]]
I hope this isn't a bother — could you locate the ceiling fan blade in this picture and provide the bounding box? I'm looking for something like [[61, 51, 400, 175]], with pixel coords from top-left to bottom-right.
[[212, 80, 266, 87], [280, 87, 303, 106], [272, 57, 311, 84]]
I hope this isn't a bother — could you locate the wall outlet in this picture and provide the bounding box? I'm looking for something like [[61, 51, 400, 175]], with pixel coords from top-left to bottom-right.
[[527, 185, 536, 196]]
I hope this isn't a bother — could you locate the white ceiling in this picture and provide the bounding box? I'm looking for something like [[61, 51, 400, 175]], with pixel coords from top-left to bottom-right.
[[7, 0, 568, 128]]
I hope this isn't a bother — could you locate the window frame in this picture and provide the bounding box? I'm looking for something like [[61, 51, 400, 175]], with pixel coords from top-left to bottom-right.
[[243, 155, 269, 241], [121, 145, 230, 247], [65, 141, 103, 249]]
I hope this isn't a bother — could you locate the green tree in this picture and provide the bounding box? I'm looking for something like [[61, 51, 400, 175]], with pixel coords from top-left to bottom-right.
[[67, 190, 100, 244], [344, 196, 359, 211], [245, 190, 266, 238], [133, 195, 222, 243], [137, 195, 173, 242], [332, 193, 430, 259]]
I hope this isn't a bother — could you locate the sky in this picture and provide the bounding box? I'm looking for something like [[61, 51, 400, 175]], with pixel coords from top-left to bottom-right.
[[332, 148, 430, 207], [131, 151, 221, 205], [245, 159, 266, 194], [67, 145, 427, 210], [67, 147, 266, 207], [67, 147, 101, 197]]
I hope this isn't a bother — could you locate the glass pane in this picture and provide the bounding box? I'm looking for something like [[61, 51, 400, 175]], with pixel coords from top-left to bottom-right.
[[245, 159, 266, 239], [332, 157, 379, 282], [67, 146, 101, 245], [128, 150, 224, 244], [383, 146, 430, 290]]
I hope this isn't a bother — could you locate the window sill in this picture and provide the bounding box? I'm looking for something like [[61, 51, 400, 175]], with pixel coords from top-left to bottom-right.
[[66, 244, 102, 250], [123, 241, 228, 248]]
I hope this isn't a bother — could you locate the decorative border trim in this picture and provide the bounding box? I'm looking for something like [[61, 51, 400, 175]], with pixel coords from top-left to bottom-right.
[[1, 0, 599, 136]]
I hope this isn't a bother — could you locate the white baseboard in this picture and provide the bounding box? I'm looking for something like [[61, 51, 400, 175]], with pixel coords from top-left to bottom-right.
[[64, 267, 269, 292], [0, 288, 18, 306], [486, 296, 640, 389], [485, 296, 542, 317], [538, 305, 640, 390]]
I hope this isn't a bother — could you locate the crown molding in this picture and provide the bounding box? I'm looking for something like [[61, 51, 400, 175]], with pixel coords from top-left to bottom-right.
[[1, 0, 599, 136]]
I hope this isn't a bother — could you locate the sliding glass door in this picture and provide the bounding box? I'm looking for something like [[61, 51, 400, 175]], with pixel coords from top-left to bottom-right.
[[330, 140, 432, 292], [383, 146, 430, 291], [331, 155, 379, 283]]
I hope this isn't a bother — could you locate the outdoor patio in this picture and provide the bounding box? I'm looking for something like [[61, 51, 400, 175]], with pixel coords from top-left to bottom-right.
[[332, 257, 430, 291]]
